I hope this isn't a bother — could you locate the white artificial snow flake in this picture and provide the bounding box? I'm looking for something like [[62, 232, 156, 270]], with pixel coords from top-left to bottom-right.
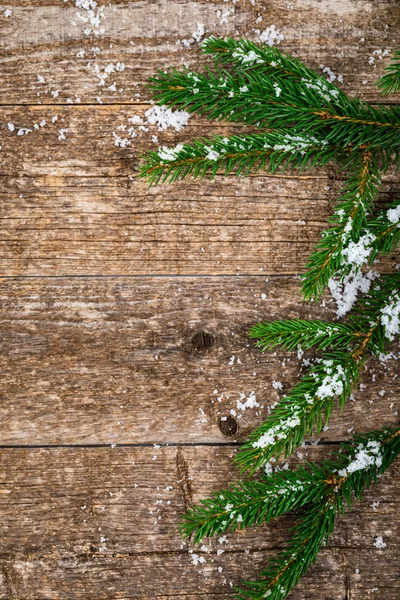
[[273, 82, 282, 97], [58, 129, 69, 141], [329, 268, 379, 317], [190, 553, 206, 565], [37, 75, 46, 84], [302, 75, 339, 103], [17, 128, 32, 136], [232, 49, 264, 65], [319, 65, 343, 84], [74, 0, 105, 37], [259, 25, 284, 47], [192, 23, 205, 43], [341, 232, 376, 266], [204, 146, 220, 161], [337, 440, 383, 477], [218, 535, 229, 545], [4, 9, 12, 17], [272, 133, 327, 154], [158, 143, 184, 162], [374, 536, 387, 549], [144, 105, 190, 132], [128, 115, 143, 125], [380, 292, 400, 341], [252, 413, 301, 449], [236, 391, 259, 411], [315, 361, 346, 400], [7, 123, 15, 132], [239, 85, 249, 93], [387, 205, 400, 225], [272, 380, 283, 390]]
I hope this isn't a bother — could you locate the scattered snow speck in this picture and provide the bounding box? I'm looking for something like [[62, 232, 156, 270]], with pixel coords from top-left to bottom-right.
[[273, 82, 282, 97], [380, 292, 400, 341], [58, 129, 69, 141], [329, 268, 378, 317], [319, 64, 343, 84], [192, 23, 205, 43], [337, 439, 383, 478], [4, 9, 12, 17], [374, 536, 387, 549], [190, 553, 206, 565], [259, 24, 284, 47], [387, 204, 400, 225], [237, 391, 259, 411], [144, 105, 190, 132], [272, 380, 283, 390]]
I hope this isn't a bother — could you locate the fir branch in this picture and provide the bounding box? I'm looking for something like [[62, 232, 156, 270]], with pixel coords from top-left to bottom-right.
[[149, 59, 400, 154], [235, 497, 336, 600], [301, 152, 381, 300], [234, 427, 400, 600], [202, 37, 346, 98], [140, 131, 342, 185], [249, 320, 359, 352], [364, 198, 400, 264], [349, 273, 400, 357], [180, 464, 329, 543], [143, 39, 400, 600], [235, 352, 358, 474], [238, 275, 399, 474], [181, 427, 399, 599], [377, 47, 400, 95]]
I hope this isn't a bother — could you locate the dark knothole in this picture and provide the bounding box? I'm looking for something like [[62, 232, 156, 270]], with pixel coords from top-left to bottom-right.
[[218, 414, 238, 436], [191, 330, 215, 351]]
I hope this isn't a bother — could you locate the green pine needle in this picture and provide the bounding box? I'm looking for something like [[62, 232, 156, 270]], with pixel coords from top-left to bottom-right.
[[249, 319, 359, 352], [377, 48, 400, 95], [301, 152, 381, 300]]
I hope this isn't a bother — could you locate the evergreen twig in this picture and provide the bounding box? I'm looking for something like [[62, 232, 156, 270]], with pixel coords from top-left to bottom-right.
[[377, 47, 400, 95], [182, 427, 400, 600]]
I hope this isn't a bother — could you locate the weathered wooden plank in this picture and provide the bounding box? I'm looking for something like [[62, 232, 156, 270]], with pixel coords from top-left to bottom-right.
[[0, 445, 398, 599], [0, 0, 399, 105], [0, 171, 398, 276], [0, 105, 337, 177], [3, 104, 400, 177], [0, 276, 398, 444]]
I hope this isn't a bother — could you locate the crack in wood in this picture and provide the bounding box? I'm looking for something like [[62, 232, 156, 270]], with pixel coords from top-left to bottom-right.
[[176, 446, 193, 513]]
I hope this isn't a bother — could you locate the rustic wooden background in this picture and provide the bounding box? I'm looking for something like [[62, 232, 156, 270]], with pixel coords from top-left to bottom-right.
[[0, 1, 399, 598]]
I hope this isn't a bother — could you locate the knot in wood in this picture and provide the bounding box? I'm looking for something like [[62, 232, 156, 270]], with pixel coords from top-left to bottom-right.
[[218, 414, 238, 436], [190, 330, 215, 352]]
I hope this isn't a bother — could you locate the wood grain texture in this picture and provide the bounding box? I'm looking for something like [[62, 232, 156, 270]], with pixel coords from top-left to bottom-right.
[[1, 0, 399, 598], [0, 276, 398, 445], [0, 445, 398, 599], [0, 171, 399, 275], [0, 0, 399, 105]]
